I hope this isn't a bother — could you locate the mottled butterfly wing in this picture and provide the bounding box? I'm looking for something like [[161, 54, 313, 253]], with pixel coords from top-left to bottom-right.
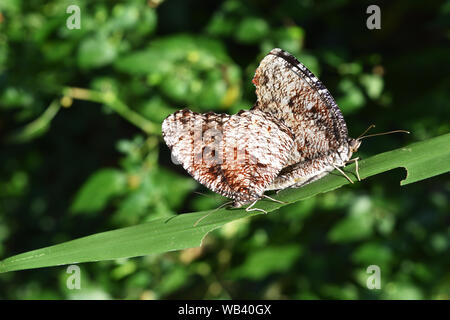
[[252, 48, 353, 190], [162, 109, 294, 206]]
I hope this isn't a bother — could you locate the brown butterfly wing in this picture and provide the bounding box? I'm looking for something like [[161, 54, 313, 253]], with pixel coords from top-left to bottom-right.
[[252, 48, 352, 189], [162, 109, 294, 206]]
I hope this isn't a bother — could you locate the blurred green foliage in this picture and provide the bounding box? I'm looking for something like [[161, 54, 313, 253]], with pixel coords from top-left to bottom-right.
[[0, 0, 449, 299]]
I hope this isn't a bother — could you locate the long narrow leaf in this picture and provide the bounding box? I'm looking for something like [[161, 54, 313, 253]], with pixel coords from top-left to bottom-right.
[[0, 133, 449, 273]]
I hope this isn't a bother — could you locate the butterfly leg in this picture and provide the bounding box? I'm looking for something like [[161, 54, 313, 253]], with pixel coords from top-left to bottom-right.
[[262, 194, 286, 204], [245, 199, 267, 214], [193, 201, 233, 227], [332, 164, 354, 184], [346, 157, 361, 181], [354, 158, 361, 181]]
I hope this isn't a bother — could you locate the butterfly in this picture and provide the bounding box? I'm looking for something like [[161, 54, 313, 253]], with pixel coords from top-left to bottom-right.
[[162, 48, 361, 212]]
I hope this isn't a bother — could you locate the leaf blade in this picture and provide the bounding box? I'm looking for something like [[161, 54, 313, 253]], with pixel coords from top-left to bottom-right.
[[1, 133, 449, 273]]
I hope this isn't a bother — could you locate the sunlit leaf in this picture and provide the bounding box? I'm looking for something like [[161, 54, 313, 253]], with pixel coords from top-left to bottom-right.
[[78, 36, 117, 69], [0, 134, 448, 273]]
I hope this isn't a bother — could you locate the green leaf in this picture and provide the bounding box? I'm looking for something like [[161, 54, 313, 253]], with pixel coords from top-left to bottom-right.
[[337, 79, 365, 113], [227, 245, 302, 280], [360, 74, 384, 99], [78, 36, 117, 69], [328, 195, 375, 243], [114, 35, 239, 109], [156, 267, 190, 296], [328, 212, 374, 243], [352, 242, 393, 267], [0, 87, 34, 109], [0, 133, 449, 273], [382, 282, 424, 300], [71, 169, 126, 214], [235, 17, 269, 44], [273, 26, 305, 54]]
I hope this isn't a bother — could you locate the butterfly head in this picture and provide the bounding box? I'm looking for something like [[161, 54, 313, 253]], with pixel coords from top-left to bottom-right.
[[348, 138, 362, 156]]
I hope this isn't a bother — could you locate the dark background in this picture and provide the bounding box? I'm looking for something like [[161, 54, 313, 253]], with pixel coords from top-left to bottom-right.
[[0, 0, 449, 299]]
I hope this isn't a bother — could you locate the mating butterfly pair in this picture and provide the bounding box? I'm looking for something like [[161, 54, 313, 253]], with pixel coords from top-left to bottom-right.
[[162, 48, 361, 212]]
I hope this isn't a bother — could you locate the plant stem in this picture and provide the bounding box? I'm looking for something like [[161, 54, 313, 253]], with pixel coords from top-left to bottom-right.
[[6, 99, 61, 143], [63, 87, 161, 135]]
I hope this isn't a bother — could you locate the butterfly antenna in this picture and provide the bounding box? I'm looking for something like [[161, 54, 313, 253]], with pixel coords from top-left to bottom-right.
[[358, 130, 410, 140], [356, 124, 376, 140], [193, 201, 233, 227]]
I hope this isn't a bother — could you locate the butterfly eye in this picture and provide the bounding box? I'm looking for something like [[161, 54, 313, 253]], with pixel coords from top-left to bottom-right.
[[349, 139, 362, 153]]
